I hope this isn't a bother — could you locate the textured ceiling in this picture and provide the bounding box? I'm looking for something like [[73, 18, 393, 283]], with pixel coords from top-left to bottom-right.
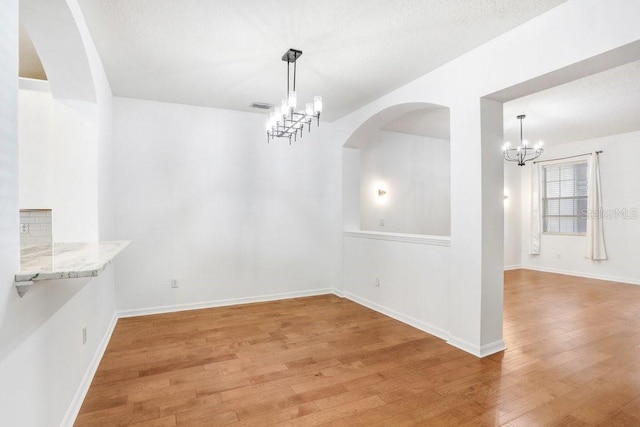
[[504, 60, 640, 145], [74, 0, 565, 121], [21, 0, 638, 146]]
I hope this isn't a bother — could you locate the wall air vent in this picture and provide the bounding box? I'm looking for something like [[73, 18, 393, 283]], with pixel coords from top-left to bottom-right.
[[250, 102, 273, 110]]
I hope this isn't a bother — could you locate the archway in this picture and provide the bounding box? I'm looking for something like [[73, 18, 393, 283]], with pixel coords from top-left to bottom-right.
[[340, 101, 453, 343], [342, 102, 451, 236]]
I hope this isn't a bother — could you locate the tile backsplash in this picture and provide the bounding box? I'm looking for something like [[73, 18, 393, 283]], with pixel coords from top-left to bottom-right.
[[20, 209, 52, 247]]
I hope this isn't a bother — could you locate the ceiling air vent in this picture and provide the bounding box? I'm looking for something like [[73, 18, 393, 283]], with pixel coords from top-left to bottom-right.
[[250, 102, 273, 110]]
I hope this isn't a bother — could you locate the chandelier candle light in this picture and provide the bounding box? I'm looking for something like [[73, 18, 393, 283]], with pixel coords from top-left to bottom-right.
[[502, 114, 544, 166], [266, 48, 322, 144]]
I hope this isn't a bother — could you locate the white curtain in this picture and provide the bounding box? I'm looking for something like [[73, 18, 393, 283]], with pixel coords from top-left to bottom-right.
[[529, 164, 541, 255], [585, 153, 607, 260]]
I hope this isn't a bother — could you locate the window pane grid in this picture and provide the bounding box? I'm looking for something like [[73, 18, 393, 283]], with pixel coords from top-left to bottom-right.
[[542, 161, 588, 234]]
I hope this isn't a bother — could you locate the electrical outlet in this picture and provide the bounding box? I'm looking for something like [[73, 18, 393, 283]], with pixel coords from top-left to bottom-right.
[[20, 223, 29, 234], [379, 218, 385, 227], [556, 253, 561, 259], [82, 327, 87, 345], [171, 279, 179, 288], [375, 277, 380, 287]]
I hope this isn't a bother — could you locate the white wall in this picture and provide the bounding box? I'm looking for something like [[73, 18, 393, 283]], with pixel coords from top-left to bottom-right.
[[359, 131, 450, 235], [0, 0, 20, 409], [503, 159, 522, 268], [0, 273, 117, 427], [342, 147, 360, 232], [520, 131, 640, 284], [0, 0, 23, 425], [112, 97, 342, 313], [19, 82, 99, 242], [1, 1, 118, 426], [343, 234, 451, 339]]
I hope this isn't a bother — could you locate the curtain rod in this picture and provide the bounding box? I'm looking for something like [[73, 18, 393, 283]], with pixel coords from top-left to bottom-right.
[[533, 150, 603, 164]]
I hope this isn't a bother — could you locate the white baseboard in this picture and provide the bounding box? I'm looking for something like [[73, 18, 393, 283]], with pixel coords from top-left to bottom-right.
[[344, 292, 507, 358], [447, 335, 506, 358], [341, 291, 450, 342], [520, 265, 640, 286], [61, 312, 119, 427], [504, 264, 522, 271], [479, 339, 507, 357], [117, 288, 335, 318], [332, 288, 345, 298]]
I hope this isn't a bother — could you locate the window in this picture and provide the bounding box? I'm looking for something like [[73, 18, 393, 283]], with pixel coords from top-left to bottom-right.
[[542, 161, 588, 234]]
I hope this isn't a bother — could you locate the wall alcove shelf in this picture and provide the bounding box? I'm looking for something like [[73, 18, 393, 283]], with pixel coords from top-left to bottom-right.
[[15, 241, 130, 297]]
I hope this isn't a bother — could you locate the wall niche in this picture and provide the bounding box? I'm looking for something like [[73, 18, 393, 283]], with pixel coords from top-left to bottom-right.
[[344, 103, 451, 236]]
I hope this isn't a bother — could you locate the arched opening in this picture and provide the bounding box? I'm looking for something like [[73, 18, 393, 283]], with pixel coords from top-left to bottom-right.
[[18, 0, 104, 242], [340, 102, 452, 342], [342, 102, 451, 236]]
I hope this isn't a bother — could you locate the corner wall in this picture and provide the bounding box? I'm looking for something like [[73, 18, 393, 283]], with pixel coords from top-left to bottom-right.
[[111, 97, 343, 314], [520, 131, 640, 284]]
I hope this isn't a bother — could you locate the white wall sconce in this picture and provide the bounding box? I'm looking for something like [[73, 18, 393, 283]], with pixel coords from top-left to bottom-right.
[[375, 182, 388, 205]]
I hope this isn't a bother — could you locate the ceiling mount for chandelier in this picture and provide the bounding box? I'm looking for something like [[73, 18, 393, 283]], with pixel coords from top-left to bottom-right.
[[266, 48, 322, 144], [502, 114, 544, 166]]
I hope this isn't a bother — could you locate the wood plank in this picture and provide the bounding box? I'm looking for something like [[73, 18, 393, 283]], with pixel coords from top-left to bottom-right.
[[75, 270, 640, 425]]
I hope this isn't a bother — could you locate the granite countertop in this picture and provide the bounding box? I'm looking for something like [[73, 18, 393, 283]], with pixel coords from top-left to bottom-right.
[[16, 241, 130, 282]]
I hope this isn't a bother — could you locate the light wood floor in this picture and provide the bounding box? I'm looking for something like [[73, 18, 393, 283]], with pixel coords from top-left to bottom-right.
[[75, 270, 640, 426]]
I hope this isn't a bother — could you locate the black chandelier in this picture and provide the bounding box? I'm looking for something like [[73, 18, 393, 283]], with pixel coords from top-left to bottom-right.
[[502, 114, 544, 166], [266, 49, 322, 144]]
